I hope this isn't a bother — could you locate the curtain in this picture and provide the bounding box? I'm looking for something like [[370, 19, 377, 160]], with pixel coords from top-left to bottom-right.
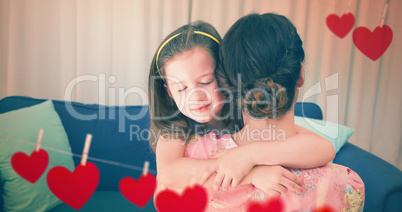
[[0, 0, 190, 105], [1, 0, 401, 169]]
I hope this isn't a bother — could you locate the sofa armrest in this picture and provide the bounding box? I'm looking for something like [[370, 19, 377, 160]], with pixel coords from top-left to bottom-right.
[[333, 142, 402, 212]]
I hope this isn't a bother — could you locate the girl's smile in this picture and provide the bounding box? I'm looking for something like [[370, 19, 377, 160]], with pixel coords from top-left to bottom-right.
[[192, 103, 211, 113]]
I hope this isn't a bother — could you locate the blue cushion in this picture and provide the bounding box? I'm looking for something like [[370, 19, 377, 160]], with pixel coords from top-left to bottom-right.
[[0, 96, 156, 190], [294, 102, 323, 120], [0, 100, 75, 211], [384, 192, 402, 212]]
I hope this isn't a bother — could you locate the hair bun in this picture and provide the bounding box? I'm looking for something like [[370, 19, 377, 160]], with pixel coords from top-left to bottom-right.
[[242, 77, 288, 119]]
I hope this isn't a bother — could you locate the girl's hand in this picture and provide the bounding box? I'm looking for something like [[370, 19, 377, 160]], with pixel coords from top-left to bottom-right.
[[246, 165, 304, 196], [199, 146, 256, 191]]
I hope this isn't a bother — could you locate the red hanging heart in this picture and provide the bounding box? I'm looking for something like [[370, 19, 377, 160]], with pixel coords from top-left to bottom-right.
[[313, 205, 335, 212], [11, 149, 49, 183], [326, 13, 355, 38], [46, 162, 100, 210], [155, 184, 207, 212], [247, 196, 284, 212], [353, 25, 393, 61], [119, 174, 156, 208]]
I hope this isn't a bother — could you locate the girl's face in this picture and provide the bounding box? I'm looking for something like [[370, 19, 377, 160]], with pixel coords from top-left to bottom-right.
[[164, 47, 226, 123]]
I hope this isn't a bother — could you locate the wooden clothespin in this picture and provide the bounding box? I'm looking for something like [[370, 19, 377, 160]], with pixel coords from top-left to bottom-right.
[[80, 134, 92, 166], [35, 129, 44, 152], [142, 161, 149, 176]]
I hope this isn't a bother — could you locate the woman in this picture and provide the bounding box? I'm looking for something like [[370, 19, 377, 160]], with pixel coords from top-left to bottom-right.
[[202, 12, 366, 211]]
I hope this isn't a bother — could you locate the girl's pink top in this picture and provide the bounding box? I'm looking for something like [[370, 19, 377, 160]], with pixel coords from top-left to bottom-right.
[[184, 132, 365, 212]]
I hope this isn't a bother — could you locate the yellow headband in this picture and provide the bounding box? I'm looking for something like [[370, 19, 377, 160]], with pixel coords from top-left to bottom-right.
[[155, 31, 220, 82]]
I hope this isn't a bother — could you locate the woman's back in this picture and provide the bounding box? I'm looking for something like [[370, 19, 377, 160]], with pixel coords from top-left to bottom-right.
[[185, 132, 365, 212]]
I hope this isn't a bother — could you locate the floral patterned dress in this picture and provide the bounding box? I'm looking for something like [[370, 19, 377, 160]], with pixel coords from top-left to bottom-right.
[[185, 132, 365, 212]]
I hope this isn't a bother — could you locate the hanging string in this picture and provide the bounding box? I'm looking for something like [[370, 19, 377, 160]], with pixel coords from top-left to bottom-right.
[[345, 0, 352, 14], [0, 134, 157, 174], [379, 3, 389, 28], [317, 0, 347, 11]]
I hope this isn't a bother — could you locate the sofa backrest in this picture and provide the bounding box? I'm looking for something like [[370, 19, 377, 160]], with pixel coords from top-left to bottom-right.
[[0, 96, 155, 190], [0, 96, 323, 190]]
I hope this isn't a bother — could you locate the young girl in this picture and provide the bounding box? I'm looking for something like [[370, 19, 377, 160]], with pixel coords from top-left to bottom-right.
[[147, 20, 354, 211]]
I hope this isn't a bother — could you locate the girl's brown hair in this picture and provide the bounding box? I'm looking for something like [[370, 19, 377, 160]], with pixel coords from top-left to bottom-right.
[[148, 21, 224, 151]]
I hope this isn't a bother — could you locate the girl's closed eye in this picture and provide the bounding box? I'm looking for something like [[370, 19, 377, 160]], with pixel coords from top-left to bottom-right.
[[178, 87, 187, 92], [200, 77, 215, 85], [200, 80, 214, 85], [170, 82, 187, 92], [177, 79, 213, 92]]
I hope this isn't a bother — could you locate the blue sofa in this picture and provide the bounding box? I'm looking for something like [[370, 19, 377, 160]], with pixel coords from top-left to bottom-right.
[[0, 96, 401, 212]]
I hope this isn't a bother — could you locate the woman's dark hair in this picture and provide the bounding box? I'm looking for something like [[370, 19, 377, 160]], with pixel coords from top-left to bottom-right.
[[148, 21, 223, 151], [219, 13, 305, 119]]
